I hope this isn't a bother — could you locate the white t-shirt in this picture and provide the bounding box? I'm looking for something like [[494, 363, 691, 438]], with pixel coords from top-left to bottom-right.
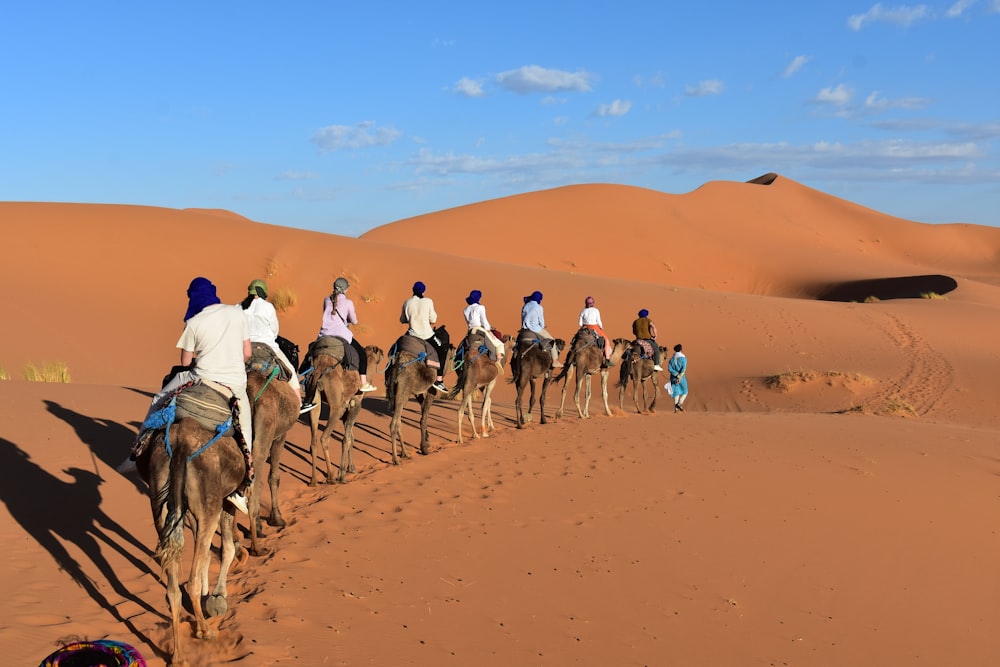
[[464, 302, 492, 330], [177, 303, 250, 388], [244, 297, 279, 345], [401, 296, 437, 339], [579, 306, 603, 327]]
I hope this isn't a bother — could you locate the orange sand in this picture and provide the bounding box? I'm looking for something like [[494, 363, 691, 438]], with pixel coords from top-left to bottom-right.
[[1, 175, 998, 665]]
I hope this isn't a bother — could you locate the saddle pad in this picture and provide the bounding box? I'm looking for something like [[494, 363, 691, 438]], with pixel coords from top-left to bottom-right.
[[637, 339, 655, 359], [460, 332, 497, 362], [392, 334, 439, 366], [175, 382, 234, 435], [248, 342, 291, 381], [313, 336, 360, 371]]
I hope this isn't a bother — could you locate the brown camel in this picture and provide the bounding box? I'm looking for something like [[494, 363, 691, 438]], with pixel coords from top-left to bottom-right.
[[510, 335, 566, 428], [555, 332, 630, 419], [449, 332, 515, 443], [245, 364, 299, 555], [385, 334, 454, 462], [139, 418, 244, 667], [617, 340, 660, 414], [302, 347, 366, 485]]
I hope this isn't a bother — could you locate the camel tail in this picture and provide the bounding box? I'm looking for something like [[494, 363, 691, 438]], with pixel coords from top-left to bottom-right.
[[552, 363, 570, 383], [155, 453, 188, 569]]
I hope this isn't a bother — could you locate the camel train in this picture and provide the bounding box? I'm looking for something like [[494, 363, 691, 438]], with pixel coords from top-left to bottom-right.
[[133, 293, 665, 665]]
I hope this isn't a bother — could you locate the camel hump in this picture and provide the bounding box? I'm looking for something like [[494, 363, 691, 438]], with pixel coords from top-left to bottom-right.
[[248, 342, 290, 380], [174, 382, 235, 435], [392, 333, 438, 365], [313, 336, 360, 371]]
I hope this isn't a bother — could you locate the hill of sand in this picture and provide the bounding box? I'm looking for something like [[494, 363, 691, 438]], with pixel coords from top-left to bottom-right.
[[1, 174, 998, 665]]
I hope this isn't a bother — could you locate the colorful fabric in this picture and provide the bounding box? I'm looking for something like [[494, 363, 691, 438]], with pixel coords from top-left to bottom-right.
[[39, 639, 147, 666]]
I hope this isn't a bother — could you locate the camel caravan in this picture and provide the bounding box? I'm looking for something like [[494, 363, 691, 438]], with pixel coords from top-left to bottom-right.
[[125, 277, 676, 665]]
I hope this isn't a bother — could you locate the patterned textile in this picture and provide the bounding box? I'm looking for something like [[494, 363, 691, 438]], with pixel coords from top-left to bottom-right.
[[39, 639, 147, 666]]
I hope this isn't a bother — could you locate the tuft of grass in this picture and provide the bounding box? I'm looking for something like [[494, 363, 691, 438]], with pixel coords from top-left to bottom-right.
[[271, 287, 297, 313], [24, 361, 71, 383], [920, 291, 947, 300], [0, 366, 8, 381], [863, 295, 880, 303]]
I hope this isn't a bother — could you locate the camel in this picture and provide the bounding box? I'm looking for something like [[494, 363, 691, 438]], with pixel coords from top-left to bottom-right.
[[245, 364, 299, 555], [510, 335, 566, 428], [555, 331, 630, 419], [385, 331, 454, 462], [139, 418, 244, 667], [617, 340, 660, 414], [449, 332, 515, 443]]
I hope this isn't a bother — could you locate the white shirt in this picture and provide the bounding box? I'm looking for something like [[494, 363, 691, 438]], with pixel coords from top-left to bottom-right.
[[464, 302, 492, 330], [244, 297, 280, 345], [177, 304, 250, 389], [579, 306, 603, 327]]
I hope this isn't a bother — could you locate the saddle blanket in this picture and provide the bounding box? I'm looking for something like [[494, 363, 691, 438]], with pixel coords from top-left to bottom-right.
[[312, 335, 360, 371], [392, 334, 440, 367], [248, 342, 292, 381], [174, 380, 235, 435]]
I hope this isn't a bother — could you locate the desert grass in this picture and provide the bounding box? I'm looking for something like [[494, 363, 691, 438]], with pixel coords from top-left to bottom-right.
[[920, 291, 947, 300], [863, 295, 881, 303], [271, 287, 297, 313], [763, 369, 874, 393], [24, 361, 71, 383], [0, 366, 8, 381]]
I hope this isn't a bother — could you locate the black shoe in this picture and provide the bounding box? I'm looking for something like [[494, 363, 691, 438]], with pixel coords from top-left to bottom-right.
[[432, 381, 449, 393], [299, 401, 318, 414]]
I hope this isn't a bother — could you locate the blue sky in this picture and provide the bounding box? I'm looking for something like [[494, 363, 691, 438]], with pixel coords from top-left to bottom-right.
[[2, 1, 998, 236]]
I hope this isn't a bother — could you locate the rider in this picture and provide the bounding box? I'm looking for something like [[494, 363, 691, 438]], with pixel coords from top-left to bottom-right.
[[319, 277, 377, 393], [241, 278, 316, 413], [463, 289, 505, 368], [401, 281, 449, 393], [631, 308, 663, 371], [146, 276, 253, 514], [578, 295, 614, 367], [520, 290, 562, 368]]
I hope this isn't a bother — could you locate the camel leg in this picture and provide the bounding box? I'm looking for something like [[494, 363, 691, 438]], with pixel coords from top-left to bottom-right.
[[539, 375, 550, 425], [556, 366, 571, 419], [389, 396, 405, 463], [456, 390, 468, 443], [482, 379, 496, 435], [600, 371, 611, 416], [205, 510, 236, 618], [418, 394, 433, 455], [574, 374, 587, 419], [248, 423, 270, 556], [514, 380, 525, 429], [307, 396, 324, 486], [527, 379, 537, 424], [267, 435, 286, 527], [649, 376, 658, 413], [188, 510, 221, 640]]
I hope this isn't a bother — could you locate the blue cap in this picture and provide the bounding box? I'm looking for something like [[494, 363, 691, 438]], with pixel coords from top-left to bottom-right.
[[638, 309, 649, 318], [466, 289, 482, 305], [412, 281, 426, 296]]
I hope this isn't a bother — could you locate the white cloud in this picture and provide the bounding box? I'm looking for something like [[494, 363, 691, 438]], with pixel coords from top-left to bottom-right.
[[596, 99, 632, 117], [275, 171, 319, 181], [311, 121, 402, 152], [684, 80, 725, 97], [864, 91, 931, 110], [782, 55, 811, 78], [495, 65, 594, 94], [847, 3, 929, 30], [814, 84, 854, 106], [454, 77, 485, 97], [945, 0, 976, 17]]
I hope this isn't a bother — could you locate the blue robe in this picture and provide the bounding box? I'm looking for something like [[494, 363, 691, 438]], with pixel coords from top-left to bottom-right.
[[668, 352, 688, 397]]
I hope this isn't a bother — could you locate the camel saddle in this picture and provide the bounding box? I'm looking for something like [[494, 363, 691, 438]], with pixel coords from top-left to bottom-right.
[[391, 333, 440, 367], [634, 339, 656, 359], [247, 342, 291, 381], [569, 326, 603, 351], [174, 381, 236, 436], [311, 335, 360, 371], [516, 328, 556, 353], [458, 332, 497, 363]]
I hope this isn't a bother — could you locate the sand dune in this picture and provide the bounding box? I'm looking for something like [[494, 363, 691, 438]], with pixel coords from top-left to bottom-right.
[[1, 175, 998, 665]]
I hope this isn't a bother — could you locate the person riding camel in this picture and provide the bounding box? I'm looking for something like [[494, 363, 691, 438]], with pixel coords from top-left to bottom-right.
[[578, 295, 614, 367], [318, 277, 377, 393], [141, 276, 254, 514], [401, 281, 450, 393], [241, 278, 317, 413], [463, 289, 505, 369], [631, 308, 664, 371], [520, 290, 562, 368]]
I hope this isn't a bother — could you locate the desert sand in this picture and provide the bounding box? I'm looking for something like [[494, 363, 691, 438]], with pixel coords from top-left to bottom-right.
[[1, 175, 998, 666]]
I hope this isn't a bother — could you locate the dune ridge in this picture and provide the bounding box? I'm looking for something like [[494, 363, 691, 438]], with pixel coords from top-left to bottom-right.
[[1, 175, 998, 665]]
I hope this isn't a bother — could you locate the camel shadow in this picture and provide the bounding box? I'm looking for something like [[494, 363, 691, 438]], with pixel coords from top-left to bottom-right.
[[43, 399, 146, 496], [0, 438, 164, 645]]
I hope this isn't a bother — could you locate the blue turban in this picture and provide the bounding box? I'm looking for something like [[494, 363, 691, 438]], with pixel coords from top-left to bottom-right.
[[184, 277, 221, 321], [530, 291, 543, 303], [638, 309, 649, 318], [412, 281, 426, 296], [466, 289, 482, 305]]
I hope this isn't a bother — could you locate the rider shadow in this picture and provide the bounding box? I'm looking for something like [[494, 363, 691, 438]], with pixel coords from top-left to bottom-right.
[[0, 438, 164, 645], [43, 399, 147, 496]]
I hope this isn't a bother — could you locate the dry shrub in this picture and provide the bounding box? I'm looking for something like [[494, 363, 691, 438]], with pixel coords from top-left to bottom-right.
[[271, 287, 297, 313], [920, 292, 947, 300], [0, 366, 8, 381], [863, 295, 880, 303], [24, 361, 71, 383]]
